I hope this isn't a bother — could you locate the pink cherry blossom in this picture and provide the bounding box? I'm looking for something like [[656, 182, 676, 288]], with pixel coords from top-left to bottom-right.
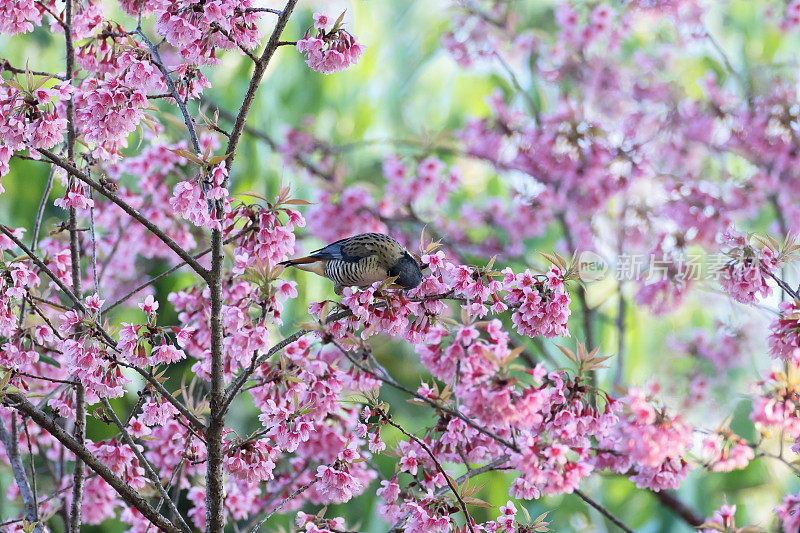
[[776, 492, 800, 533], [296, 15, 364, 75], [0, 0, 41, 35]]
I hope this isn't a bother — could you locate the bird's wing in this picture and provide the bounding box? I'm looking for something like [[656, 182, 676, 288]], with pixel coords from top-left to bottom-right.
[[310, 233, 393, 263]]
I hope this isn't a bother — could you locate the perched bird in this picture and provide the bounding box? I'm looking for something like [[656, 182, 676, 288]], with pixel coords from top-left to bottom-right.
[[279, 233, 424, 295]]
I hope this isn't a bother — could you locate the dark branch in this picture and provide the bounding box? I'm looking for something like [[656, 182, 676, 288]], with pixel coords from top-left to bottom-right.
[[36, 149, 210, 279], [574, 489, 634, 533], [135, 29, 201, 154], [0, 419, 41, 533], [4, 393, 181, 533]]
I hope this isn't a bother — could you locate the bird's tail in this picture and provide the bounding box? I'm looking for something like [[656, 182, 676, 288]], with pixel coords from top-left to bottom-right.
[[279, 256, 326, 276], [279, 256, 321, 267]]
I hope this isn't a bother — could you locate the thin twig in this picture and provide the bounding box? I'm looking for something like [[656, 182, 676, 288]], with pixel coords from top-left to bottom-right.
[[0, 418, 41, 533], [0, 222, 84, 307], [337, 341, 519, 452], [0, 59, 67, 80], [212, 23, 259, 62], [574, 489, 635, 533], [766, 269, 800, 301], [36, 149, 210, 279], [649, 490, 704, 527], [88, 192, 100, 298], [64, 1, 86, 521], [97, 222, 128, 284], [3, 393, 181, 533], [135, 29, 201, 154], [0, 225, 116, 346], [117, 362, 206, 433], [704, 29, 746, 90], [494, 51, 539, 124], [100, 398, 192, 533], [239, 466, 309, 531], [104, 226, 255, 313], [31, 166, 55, 249], [221, 327, 311, 411], [390, 456, 511, 531], [557, 213, 597, 401], [222, 0, 298, 175], [22, 421, 37, 517], [246, 477, 320, 533], [17, 165, 56, 327], [378, 409, 476, 533], [245, 7, 282, 15]]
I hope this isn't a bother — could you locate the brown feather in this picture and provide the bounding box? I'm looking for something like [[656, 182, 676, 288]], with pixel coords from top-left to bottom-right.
[[280, 256, 320, 265]]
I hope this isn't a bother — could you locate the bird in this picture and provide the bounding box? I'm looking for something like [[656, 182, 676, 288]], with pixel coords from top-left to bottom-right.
[[279, 233, 424, 295]]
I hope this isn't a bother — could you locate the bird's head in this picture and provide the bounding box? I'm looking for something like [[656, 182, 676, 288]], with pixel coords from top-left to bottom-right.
[[389, 252, 424, 290]]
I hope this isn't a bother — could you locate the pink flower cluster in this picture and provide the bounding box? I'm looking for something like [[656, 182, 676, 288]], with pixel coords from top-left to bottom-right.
[[170, 179, 220, 229], [224, 439, 278, 483], [461, 99, 634, 220], [0, 0, 42, 35], [296, 12, 365, 74], [553, 2, 627, 52], [152, 0, 262, 65], [782, 1, 800, 31], [485, 501, 518, 533], [776, 492, 800, 533], [699, 504, 738, 533], [0, 79, 70, 172], [699, 431, 754, 472], [305, 187, 387, 243], [634, 237, 692, 315], [87, 438, 146, 489], [441, 13, 502, 69], [595, 388, 693, 491], [505, 266, 571, 338], [750, 364, 800, 440], [381, 155, 461, 211], [73, 77, 147, 160], [769, 300, 800, 364], [673, 324, 746, 371], [718, 233, 778, 305], [54, 183, 95, 211]]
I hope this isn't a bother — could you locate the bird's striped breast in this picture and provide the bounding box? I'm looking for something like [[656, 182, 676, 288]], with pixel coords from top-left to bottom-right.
[[325, 256, 389, 288]]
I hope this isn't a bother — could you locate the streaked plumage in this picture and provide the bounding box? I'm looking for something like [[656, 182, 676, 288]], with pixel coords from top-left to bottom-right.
[[279, 233, 424, 295]]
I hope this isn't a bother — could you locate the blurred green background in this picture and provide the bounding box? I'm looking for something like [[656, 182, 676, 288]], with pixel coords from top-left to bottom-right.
[[2, 0, 800, 531]]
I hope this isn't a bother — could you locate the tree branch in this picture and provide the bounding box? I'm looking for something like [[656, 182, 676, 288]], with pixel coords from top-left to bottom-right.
[[4, 393, 181, 533], [135, 29, 201, 154], [556, 213, 597, 399], [206, 9, 298, 527], [245, 7, 282, 15], [0, 59, 66, 79], [389, 456, 510, 532], [0, 418, 42, 533], [245, 476, 319, 533], [377, 409, 476, 533], [574, 489, 634, 533], [104, 226, 255, 313], [650, 490, 704, 527], [220, 327, 312, 412], [36, 149, 210, 279], [205, 225, 226, 533], [2, 228, 206, 435], [100, 398, 192, 533], [119, 363, 207, 433], [0, 225, 85, 311], [0, 224, 135, 360], [222, 0, 298, 175]]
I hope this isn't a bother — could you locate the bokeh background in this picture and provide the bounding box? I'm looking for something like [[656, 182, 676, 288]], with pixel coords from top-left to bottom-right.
[[2, 0, 800, 531]]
